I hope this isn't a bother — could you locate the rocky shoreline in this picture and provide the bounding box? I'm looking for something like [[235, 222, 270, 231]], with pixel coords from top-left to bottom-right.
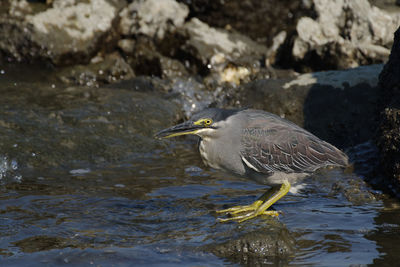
[[1, 0, 400, 262]]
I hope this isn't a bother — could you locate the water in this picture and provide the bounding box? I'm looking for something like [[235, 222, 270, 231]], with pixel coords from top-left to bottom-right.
[[0, 142, 397, 266], [0, 65, 399, 266]]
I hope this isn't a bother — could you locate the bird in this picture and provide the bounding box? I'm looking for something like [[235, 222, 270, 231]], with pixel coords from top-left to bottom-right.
[[155, 108, 348, 223]]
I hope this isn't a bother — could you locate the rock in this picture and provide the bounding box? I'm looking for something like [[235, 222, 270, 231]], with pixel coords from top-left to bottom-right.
[[206, 224, 295, 266], [228, 64, 383, 148], [376, 26, 400, 197], [56, 52, 135, 87], [159, 57, 189, 79], [289, 0, 400, 71], [119, 0, 189, 39], [0, 0, 124, 65], [8, 0, 32, 18], [118, 35, 189, 80], [119, 35, 168, 78], [376, 26, 400, 196], [184, 18, 267, 64], [168, 77, 215, 118], [179, 0, 311, 47], [182, 18, 269, 85]]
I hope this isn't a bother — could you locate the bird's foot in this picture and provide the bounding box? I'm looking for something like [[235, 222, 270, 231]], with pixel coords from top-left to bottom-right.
[[216, 200, 263, 215], [217, 210, 280, 223], [216, 181, 290, 223], [217, 200, 280, 222]]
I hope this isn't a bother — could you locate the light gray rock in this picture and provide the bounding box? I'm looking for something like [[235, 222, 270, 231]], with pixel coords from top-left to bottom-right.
[[184, 18, 268, 64], [1, 0, 124, 65], [183, 18, 269, 85], [292, 0, 400, 69], [119, 0, 189, 39]]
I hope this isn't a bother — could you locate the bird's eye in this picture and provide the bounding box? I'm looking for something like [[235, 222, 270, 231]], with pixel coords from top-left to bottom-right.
[[204, 119, 213, 126]]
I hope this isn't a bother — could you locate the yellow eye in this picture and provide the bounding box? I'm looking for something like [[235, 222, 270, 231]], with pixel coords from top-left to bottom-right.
[[204, 119, 213, 126]]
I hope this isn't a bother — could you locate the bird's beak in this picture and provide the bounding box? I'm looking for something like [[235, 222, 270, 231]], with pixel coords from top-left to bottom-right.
[[155, 121, 203, 139]]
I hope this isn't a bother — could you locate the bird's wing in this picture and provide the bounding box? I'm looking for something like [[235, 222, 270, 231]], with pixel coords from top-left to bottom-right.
[[240, 118, 348, 174]]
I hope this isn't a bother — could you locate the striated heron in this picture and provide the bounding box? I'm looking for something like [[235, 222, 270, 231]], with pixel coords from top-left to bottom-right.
[[155, 108, 348, 222]]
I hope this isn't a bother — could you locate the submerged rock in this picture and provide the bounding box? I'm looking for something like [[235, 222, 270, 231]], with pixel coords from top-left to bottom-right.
[[206, 222, 295, 266]]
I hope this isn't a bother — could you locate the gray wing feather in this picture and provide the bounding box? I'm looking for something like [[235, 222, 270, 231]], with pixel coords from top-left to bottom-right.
[[240, 113, 348, 174]]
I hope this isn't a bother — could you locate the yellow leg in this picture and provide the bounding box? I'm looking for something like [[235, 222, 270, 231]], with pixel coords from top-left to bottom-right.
[[216, 185, 280, 214], [217, 181, 291, 223]]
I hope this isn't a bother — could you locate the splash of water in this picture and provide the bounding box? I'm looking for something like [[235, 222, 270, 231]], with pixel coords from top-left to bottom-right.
[[0, 155, 22, 182]]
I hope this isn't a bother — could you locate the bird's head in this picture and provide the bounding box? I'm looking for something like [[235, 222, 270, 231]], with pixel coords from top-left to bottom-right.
[[155, 108, 240, 139]]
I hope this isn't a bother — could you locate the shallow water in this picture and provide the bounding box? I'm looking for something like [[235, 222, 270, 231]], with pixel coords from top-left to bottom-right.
[[0, 65, 400, 266], [1, 138, 399, 266]]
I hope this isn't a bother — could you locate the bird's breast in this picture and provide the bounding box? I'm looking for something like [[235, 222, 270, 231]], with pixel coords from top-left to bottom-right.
[[198, 137, 246, 176], [199, 139, 221, 170]]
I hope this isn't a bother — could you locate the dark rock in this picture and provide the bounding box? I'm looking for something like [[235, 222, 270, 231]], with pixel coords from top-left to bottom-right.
[[206, 223, 295, 266], [57, 52, 135, 87], [179, 0, 311, 47], [168, 77, 215, 118], [376, 26, 400, 197], [121, 36, 163, 78]]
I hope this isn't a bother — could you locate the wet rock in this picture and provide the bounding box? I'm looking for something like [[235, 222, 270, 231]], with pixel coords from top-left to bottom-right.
[[376, 26, 400, 197], [1, 0, 124, 65], [206, 224, 295, 266], [330, 175, 378, 204], [119, 0, 189, 39], [230, 64, 382, 148], [57, 52, 135, 87], [109, 74, 212, 118], [288, 0, 400, 71]]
